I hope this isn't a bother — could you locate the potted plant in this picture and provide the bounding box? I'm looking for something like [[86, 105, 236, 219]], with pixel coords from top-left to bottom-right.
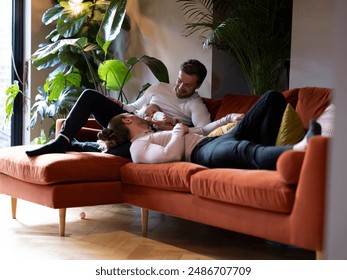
[[177, 0, 292, 95], [5, 0, 169, 138]]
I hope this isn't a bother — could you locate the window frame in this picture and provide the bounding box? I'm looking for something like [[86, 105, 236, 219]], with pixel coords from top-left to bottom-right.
[[11, 0, 24, 146]]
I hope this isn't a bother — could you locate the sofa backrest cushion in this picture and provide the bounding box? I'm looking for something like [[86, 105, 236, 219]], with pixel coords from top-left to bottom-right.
[[295, 87, 333, 129], [214, 94, 260, 121], [202, 97, 223, 121], [204, 87, 332, 128], [206, 90, 300, 122], [282, 88, 300, 108]]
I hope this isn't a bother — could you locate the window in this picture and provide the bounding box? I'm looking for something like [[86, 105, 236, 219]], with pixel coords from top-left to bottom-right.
[[0, 0, 23, 148], [0, 0, 13, 148]]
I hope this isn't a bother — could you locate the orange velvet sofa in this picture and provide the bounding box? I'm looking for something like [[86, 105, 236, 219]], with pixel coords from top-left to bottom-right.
[[0, 87, 332, 258]]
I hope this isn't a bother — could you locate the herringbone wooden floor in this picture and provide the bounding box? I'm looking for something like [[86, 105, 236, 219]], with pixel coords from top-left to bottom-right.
[[0, 195, 315, 260]]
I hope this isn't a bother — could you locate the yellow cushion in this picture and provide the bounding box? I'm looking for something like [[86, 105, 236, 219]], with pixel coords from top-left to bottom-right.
[[208, 122, 236, 137], [276, 104, 305, 146]]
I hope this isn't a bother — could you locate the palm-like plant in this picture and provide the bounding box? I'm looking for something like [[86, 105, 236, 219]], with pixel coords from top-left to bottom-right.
[[5, 0, 169, 137], [177, 0, 292, 95]]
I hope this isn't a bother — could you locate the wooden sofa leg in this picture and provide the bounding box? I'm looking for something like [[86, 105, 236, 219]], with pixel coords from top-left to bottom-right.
[[11, 197, 17, 219], [316, 250, 325, 260], [59, 208, 66, 237], [141, 208, 149, 237]]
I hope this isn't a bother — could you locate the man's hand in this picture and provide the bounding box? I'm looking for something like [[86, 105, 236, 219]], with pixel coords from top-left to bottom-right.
[[223, 113, 245, 124], [173, 123, 189, 134]]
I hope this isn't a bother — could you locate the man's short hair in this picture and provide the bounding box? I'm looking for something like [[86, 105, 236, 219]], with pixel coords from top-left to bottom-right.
[[180, 59, 207, 85]]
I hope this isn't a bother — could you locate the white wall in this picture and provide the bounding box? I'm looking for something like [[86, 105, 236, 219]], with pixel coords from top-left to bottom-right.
[[123, 0, 212, 101], [291, 0, 347, 259], [290, 0, 335, 88], [326, 0, 347, 260]]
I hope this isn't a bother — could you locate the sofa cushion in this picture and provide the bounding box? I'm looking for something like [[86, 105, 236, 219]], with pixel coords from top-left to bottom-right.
[[56, 118, 102, 141], [276, 103, 305, 146], [215, 94, 259, 120], [295, 87, 333, 129], [208, 122, 236, 137], [317, 103, 335, 136], [283, 88, 300, 108], [202, 97, 223, 121], [190, 169, 295, 213], [121, 162, 207, 192], [0, 145, 131, 185]]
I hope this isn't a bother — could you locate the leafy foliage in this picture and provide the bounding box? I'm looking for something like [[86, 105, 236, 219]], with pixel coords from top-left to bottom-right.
[[5, 81, 23, 122], [32, 0, 129, 94], [98, 55, 170, 101], [4, 0, 169, 138], [177, 0, 292, 95]]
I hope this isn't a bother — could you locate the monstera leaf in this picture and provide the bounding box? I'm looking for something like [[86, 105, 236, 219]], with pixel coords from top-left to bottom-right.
[[98, 55, 169, 96], [131, 56, 170, 84], [98, 60, 132, 91], [96, 0, 127, 53]]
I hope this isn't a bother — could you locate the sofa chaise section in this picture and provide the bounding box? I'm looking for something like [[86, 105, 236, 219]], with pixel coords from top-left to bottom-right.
[[0, 145, 131, 236]]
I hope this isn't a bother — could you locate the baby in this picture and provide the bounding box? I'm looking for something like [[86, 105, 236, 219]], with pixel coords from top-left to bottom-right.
[[136, 103, 181, 130]]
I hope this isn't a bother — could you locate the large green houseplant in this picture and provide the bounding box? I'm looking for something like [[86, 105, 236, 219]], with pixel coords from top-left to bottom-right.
[[5, 0, 169, 137], [177, 0, 292, 95]]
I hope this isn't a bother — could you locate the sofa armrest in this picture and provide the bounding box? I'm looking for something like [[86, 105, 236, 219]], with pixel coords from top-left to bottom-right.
[[56, 118, 102, 142], [277, 150, 306, 184], [290, 135, 329, 250]]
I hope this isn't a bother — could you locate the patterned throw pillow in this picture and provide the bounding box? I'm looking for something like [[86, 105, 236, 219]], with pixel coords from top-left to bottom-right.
[[208, 122, 236, 137], [276, 104, 305, 146]]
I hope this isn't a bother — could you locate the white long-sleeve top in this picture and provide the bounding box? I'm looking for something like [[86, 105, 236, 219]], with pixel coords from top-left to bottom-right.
[[130, 114, 241, 164], [123, 82, 211, 127], [130, 124, 203, 164]]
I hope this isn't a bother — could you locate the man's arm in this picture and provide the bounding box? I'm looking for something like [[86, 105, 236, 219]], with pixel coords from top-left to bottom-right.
[[122, 86, 154, 113], [190, 99, 211, 127]]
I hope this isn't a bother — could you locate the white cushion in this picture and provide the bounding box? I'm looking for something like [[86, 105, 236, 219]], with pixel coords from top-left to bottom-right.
[[317, 103, 335, 136]]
